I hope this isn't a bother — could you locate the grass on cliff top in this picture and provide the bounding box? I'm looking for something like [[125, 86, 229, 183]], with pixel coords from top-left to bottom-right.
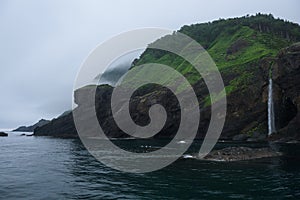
[[208, 26, 290, 70], [124, 19, 294, 103]]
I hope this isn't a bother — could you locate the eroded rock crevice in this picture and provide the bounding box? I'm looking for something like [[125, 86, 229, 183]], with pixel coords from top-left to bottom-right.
[[269, 43, 300, 141]]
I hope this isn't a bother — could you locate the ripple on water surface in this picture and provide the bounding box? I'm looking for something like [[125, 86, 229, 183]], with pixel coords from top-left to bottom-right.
[[0, 132, 300, 199]]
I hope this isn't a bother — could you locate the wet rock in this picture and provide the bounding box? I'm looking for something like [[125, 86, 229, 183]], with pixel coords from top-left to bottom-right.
[[202, 147, 282, 161], [232, 134, 249, 141], [0, 132, 8, 137]]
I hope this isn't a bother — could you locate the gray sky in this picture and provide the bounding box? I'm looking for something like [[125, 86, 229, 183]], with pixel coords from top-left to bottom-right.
[[0, 0, 299, 129]]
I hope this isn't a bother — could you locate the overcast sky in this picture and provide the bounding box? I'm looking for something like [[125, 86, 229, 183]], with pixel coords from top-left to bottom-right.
[[0, 0, 299, 129]]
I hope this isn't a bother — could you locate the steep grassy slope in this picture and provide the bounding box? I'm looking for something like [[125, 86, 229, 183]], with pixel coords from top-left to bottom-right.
[[129, 14, 300, 106]]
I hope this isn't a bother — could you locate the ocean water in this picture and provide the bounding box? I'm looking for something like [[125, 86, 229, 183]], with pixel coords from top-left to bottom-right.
[[1, 132, 300, 200]]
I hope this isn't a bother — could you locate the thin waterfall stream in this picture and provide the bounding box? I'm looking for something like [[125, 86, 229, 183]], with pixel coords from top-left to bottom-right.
[[268, 77, 276, 135]]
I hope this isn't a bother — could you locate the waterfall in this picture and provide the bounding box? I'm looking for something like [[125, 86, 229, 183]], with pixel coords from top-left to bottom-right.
[[268, 78, 276, 135]]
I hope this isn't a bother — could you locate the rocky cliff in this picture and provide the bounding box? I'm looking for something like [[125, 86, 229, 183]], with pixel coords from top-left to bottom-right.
[[34, 43, 300, 141], [34, 15, 300, 141], [269, 43, 300, 141], [14, 119, 50, 132]]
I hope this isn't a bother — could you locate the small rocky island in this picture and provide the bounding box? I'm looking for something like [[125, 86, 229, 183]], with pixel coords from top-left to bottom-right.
[[0, 132, 8, 137], [201, 147, 282, 162], [182, 146, 282, 162]]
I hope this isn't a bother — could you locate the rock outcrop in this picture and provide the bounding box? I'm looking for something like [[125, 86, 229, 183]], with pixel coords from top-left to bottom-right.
[[34, 114, 76, 138], [202, 147, 282, 161], [0, 132, 8, 137], [269, 43, 300, 141], [13, 119, 50, 132]]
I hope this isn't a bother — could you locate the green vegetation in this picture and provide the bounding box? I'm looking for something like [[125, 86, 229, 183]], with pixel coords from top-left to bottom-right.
[[125, 14, 300, 105]]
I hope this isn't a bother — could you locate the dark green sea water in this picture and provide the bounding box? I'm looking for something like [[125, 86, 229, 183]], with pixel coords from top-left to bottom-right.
[[1, 132, 300, 199]]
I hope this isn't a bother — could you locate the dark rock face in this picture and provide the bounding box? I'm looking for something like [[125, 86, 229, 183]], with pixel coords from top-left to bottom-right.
[[269, 43, 300, 141], [222, 75, 267, 139], [0, 132, 8, 137], [220, 43, 300, 141], [34, 113, 76, 138], [34, 44, 300, 141], [13, 119, 50, 132], [232, 134, 249, 141]]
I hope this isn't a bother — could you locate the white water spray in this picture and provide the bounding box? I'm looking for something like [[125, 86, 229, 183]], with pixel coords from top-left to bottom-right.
[[268, 78, 276, 135]]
